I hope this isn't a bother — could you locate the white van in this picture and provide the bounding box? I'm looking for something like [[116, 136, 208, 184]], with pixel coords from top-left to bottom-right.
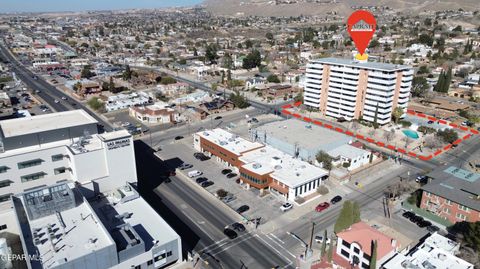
[[188, 170, 202, 178]]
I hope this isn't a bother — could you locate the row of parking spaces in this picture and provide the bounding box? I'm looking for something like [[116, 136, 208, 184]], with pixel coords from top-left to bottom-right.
[[157, 138, 288, 226]]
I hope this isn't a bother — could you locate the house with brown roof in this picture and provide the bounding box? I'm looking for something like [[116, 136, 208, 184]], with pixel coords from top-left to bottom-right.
[[334, 222, 397, 269]]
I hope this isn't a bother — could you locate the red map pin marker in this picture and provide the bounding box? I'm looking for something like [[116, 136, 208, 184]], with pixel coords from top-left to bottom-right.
[[347, 10, 376, 57]]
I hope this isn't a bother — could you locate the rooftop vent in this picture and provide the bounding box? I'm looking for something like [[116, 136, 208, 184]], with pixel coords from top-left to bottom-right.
[[252, 163, 262, 169], [274, 165, 282, 170]]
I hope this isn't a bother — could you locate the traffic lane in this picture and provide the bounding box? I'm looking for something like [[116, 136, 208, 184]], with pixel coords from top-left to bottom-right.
[[133, 140, 244, 269]]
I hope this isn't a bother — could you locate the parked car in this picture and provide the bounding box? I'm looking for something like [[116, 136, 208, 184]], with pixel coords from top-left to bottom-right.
[[280, 203, 293, 212], [223, 228, 238, 239], [226, 173, 237, 178], [330, 195, 342, 204], [214, 116, 222, 120], [427, 120, 434, 124], [315, 202, 330, 212], [427, 225, 440, 233], [194, 152, 210, 161], [314, 235, 331, 244], [232, 222, 246, 232], [416, 175, 428, 184], [236, 205, 250, 214], [221, 169, 232, 175], [417, 220, 432, 228], [61, 96, 67, 100], [188, 170, 202, 178], [402, 211, 415, 219], [201, 181, 214, 188], [164, 178, 171, 183], [174, 136, 184, 140], [221, 194, 236, 203], [195, 177, 208, 184], [410, 215, 424, 224], [54, 99, 59, 103], [251, 118, 259, 123], [179, 163, 193, 170]]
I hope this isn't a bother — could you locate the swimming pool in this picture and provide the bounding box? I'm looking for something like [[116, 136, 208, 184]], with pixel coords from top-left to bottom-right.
[[402, 129, 419, 139]]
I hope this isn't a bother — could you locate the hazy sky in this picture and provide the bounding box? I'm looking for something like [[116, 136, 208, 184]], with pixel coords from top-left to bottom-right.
[[0, 0, 203, 13]]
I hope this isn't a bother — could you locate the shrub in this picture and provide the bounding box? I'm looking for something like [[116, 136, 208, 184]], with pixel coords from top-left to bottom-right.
[[216, 189, 228, 198], [436, 129, 458, 144], [317, 185, 329, 195], [417, 126, 437, 134], [294, 196, 305, 204], [342, 162, 351, 168], [399, 120, 412, 128]]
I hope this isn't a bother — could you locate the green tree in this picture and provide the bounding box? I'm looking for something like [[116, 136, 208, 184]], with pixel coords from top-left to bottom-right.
[[369, 240, 377, 269], [266, 32, 274, 40], [449, 221, 480, 252], [334, 200, 361, 233], [417, 65, 430, 75], [418, 34, 434, 46], [267, 74, 280, 83], [316, 151, 332, 171], [436, 129, 458, 144], [160, 76, 177, 85], [205, 43, 218, 64], [444, 68, 452, 93], [327, 240, 333, 262], [245, 39, 253, 49], [392, 107, 404, 124], [320, 229, 328, 258], [227, 69, 232, 82], [411, 76, 429, 97], [123, 65, 132, 81], [242, 50, 261, 70], [222, 53, 233, 69], [294, 92, 303, 103], [434, 70, 446, 93], [87, 97, 104, 111], [229, 90, 250, 108], [81, 65, 94, 79]]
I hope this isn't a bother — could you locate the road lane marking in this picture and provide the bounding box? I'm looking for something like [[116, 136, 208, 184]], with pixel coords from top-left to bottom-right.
[[199, 232, 254, 253], [208, 234, 256, 256], [254, 234, 295, 262], [265, 234, 296, 258], [270, 233, 285, 244]]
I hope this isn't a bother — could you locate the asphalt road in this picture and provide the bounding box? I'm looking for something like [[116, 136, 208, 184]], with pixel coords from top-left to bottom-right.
[[0, 40, 113, 131], [134, 141, 294, 269]]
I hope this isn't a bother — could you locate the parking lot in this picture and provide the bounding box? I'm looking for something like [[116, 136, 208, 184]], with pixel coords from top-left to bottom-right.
[[155, 136, 287, 226]]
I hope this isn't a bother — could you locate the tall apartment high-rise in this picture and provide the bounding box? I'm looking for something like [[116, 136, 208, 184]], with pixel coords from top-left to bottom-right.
[[304, 58, 414, 125]]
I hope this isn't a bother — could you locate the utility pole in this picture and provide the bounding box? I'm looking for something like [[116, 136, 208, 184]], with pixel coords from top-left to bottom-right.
[[308, 222, 315, 257]]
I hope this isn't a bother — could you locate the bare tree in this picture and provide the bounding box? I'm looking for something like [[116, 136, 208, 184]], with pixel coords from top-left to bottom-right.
[[424, 135, 442, 149], [402, 136, 412, 148], [383, 129, 395, 141], [350, 121, 360, 132]]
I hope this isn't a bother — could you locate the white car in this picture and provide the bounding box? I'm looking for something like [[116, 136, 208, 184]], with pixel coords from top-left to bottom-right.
[[54, 99, 59, 103], [280, 203, 293, 212], [61, 96, 67, 100], [315, 235, 331, 244]]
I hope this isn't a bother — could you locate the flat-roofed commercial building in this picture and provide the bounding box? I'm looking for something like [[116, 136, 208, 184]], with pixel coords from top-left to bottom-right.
[[11, 182, 181, 269], [0, 110, 137, 205], [304, 58, 413, 125], [194, 129, 328, 201]]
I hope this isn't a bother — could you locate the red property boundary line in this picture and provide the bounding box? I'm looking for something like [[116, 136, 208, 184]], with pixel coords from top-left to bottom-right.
[[279, 103, 479, 161]]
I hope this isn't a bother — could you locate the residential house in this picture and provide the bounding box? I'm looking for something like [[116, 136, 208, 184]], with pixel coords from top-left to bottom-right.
[[334, 222, 397, 269], [198, 99, 235, 114], [129, 102, 178, 124]]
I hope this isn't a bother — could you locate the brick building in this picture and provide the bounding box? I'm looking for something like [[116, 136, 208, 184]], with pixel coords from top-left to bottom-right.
[[420, 166, 480, 224], [193, 129, 328, 201]]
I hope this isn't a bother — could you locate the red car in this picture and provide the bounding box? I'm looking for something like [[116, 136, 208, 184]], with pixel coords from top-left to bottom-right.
[[315, 202, 330, 212]]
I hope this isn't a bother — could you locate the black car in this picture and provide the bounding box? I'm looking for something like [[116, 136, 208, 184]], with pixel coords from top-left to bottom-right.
[[236, 205, 250, 214], [330, 195, 342, 204], [417, 220, 432, 228], [174, 136, 184, 140], [410, 215, 424, 224], [196, 177, 208, 184], [194, 153, 210, 161], [221, 169, 232, 175], [226, 173, 238, 178], [201, 181, 214, 188], [164, 178, 172, 183], [427, 225, 440, 233], [223, 228, 238, 239], [179, 163, 193, 170], [232, 223, 246, 232], [402, 211, 415, 219], [214, 116, 222, 120]]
